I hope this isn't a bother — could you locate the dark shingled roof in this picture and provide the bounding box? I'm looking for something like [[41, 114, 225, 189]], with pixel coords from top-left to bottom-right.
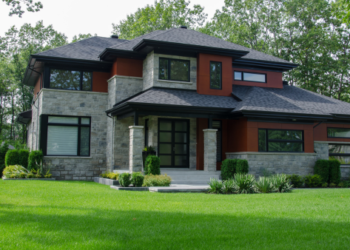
[[35, 36, 128, 61], [232, 85, 350, 116], [120, 88, 239, 109]]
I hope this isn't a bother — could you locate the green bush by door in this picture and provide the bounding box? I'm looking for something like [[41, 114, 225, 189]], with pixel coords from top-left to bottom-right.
[[221, 159, 249, 180]]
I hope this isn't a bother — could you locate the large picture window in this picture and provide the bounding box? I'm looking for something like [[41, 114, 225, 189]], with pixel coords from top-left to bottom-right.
[[210, 62, 222, 89], [327, 127, 350, 138], [234, 71, 266, 83], [49, 69, 92, 91], [159, 58, 190, 82], [259, 129, 303, 152], [46, 116, 90, 156], [329, 144, 350, 164]]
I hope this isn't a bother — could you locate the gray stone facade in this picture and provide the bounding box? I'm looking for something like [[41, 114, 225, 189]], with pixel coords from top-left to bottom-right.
[[203, 129, 217, 171], [341, 165, 350, 180], [28, 88, 109, 180], [143, 51, 197, 90]]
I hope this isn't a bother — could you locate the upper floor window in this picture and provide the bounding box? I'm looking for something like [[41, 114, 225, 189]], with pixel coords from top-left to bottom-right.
[[327, 128, 350, 138], [49, 69, 92, 91], [259, 129, 303, 152], [159, 58, 190, 82], [234, 71, 266, 83], [210, 62, 222, 89]]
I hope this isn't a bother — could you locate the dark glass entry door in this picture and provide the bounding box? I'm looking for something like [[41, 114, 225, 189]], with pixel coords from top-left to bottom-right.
[[158, 119, 189, 168]]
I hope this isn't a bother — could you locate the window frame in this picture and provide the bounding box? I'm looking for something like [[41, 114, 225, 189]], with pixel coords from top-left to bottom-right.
[[234, 71, 267, 83], [158, 57, 190, 82], [329, 144, 350, 165], [258, 129, 304, 153], [48, 67, 93, 91], [327, 127, 350, 139], [43, 115, 91, 157], [210, 61, 222, 90]]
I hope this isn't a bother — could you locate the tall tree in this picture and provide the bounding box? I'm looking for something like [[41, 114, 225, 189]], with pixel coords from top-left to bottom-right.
[[112, 0, 208, 40], [2, 0, 43, 17]]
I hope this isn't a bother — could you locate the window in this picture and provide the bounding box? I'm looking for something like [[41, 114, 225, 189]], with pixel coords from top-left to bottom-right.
[[49, 69, 92, 91], [159, 58, 190, 82], [259, 129, 303, 152], [327, 128, 350, 138], [212, 120, 222, 162], [329, 144, 350, 164], [234, 71, 266, 83], [210, 62, 222, 89], [46, 116, 90, 156]]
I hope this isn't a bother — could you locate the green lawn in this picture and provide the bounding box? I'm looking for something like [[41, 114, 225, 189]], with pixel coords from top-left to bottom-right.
[[0, 181, 349, 250]]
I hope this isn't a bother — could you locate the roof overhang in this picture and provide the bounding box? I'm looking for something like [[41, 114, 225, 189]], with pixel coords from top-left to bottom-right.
[[232, 59, 298, 72], [16, 110, 32, 124], [236, 110, 332, 121]]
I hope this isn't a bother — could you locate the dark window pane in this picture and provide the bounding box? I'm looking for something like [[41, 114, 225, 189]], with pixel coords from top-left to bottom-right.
[[47, 126, 78, 155], [175, 133, 187, 143], [159, 144, 172, 154], [210, 62, 222, 89], [170, 60, 189, 81], [80, 127, 90, 156], [216, 130, 222, 162], [328, 128, 350, 138], [159, 132, 172, 142], [159, 121, 172, 131], [175, 121, 187, 131], [175, 156, 187, 166], [268, 130, 302, 141], [329, 144, 350, 154], [82, 72, 92, 91], [160, 155, 171, 166], [81, 118, 90, 125], [212, 121, 221, 129], [259, 129, 266, 151], [234, 71, 242, 80], [268, 142, 303, 152], [243, 72, 266, 82], [159, 58, 168, 80], [174, 144, 187, 154], [50, 69, 81, 90]]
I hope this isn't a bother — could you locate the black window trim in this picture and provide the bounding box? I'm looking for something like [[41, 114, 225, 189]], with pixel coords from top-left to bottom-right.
[[259, 128, 304, 153], [327, 127, 350, 139], [211, 119, 222, 162], [42, 115, 91, 157], [158, 57, 191, 82], [210, 61, 222, 90], [48, 67, 93, 91], [234, 70, 267, 83]]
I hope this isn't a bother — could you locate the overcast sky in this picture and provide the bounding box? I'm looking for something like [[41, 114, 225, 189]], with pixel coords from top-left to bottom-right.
[[0, 0, 225, 40]]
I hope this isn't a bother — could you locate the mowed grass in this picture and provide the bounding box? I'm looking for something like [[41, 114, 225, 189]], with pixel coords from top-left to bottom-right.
[[0, 181, 349, 250]]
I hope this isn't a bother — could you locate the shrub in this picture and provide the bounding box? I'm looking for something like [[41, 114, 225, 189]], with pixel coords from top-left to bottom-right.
[[142, 174, 171, 187], [27, 173, 34, 178], [119, 173, 131, 187], [5, 150, 19, 167], [221, 159, 237, 180], [322, 182, 328, 188], [100, 172, 108, 178], [107, 172, 119, 180], [287, 174, 303, 188], [222, 179, 236, 194], [44, 174, 52, 178], [18, 149, 29, 168], [208, 178, 223, 194], [131, 172, 144, 187], [236, 159, 249, 174], [338, 182, 344, 188], [145, 155, 160, 175], [304, 174, 322, 188], [3, 165, 29, 178], [272, 174, 292, 193], [19, 172, 27, 178], [329, 160, 341, 185], [10, 174, 16, 178], [256, 177, 275, 193], [35, 174, 42, 178], [233, 173, 256, 194], [28, 150, 43, 171], [0, 142, 9, 177], [329, 183, 337, 188], [314, 159, 330, 183]]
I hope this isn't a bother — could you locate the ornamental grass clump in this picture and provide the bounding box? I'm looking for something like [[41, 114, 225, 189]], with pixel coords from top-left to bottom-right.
[[233, 173, 256, 194], [3, 165, 29, 178], [142, 174, 171, 187], [271, 174, 293, 193], [221, 179, 235, 194], [255, 176, 275, 193], [208, 178, 223, 194]]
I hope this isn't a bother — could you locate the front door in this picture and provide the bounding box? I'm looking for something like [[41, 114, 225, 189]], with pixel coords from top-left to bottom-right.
[[158, 119, 189, 168]]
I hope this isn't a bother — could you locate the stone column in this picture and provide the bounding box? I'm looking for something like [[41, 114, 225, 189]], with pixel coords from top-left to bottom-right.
[[203, 129, 217, 171], [129, 126, 144, 172]]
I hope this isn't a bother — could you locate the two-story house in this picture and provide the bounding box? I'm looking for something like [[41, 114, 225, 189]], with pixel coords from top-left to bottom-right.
[[18, 26, 350, 182]]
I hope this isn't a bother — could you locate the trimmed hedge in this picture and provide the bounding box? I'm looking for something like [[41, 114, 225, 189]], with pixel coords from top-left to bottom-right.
[[329, 159, 341, 185], [18, 149, 29, 168], [236, 159, 249, 174], [221, 159, 237, 180], [145, 155, 160, 175], [0, 142, 9, 177], [119, 173, 131, 187], [5, 149, 19, 167], [28, 150, 43, 170], [131, 172, 144, 187], [314, 159, 330, 183]]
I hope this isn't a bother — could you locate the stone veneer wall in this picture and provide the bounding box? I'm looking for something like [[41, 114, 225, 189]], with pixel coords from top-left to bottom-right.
[[107, 75, 143, 171], [31, 88, 109, 180], [146, 116, 197, 169], [143, 51, 197, 91]]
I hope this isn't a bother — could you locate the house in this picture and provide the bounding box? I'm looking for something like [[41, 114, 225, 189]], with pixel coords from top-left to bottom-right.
[[18, 26, 350, 182]]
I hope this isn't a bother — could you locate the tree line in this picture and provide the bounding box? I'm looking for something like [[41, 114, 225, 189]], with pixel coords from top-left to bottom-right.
[[0, 0, 349, 146]]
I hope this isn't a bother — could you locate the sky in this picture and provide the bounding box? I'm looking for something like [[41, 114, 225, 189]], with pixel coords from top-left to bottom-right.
[[0, 0, 225, 41]]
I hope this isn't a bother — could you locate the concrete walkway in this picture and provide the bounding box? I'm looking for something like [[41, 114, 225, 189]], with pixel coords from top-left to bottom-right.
[[110, 184, 209, 193]]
